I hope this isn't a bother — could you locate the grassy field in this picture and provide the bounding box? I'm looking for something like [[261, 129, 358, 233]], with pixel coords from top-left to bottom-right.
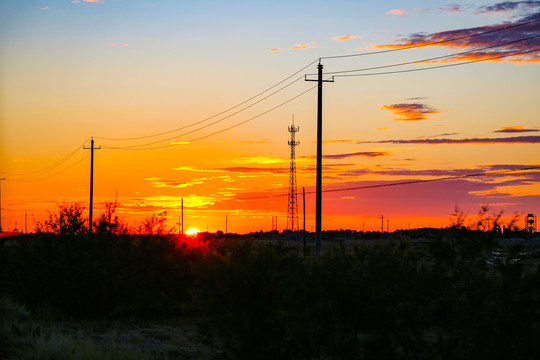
[[2, 231, 539, 359]]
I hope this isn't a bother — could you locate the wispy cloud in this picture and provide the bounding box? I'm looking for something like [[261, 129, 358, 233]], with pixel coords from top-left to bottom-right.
[[41, 6, 50, 11], [71, 1, 81, 3], [270, 48, 281, 52], [84, 0, 104, 3], [332, 35, 361, 41], [359, 136, 540, 144], [442, 4, 463, 13], [170, 141, 190, 145], [374, 12, 540, 63], [386, 9, 407, 15], [381, 102, 440, 121], [494, 126, 539, 133], [232, 156, 288, 164], [321, 139, 355, 144], [302, 151, 390, 160], [146, 175, 232, 189], [216, 167, 288, 174], [476, 1, 540, 15], [290, 43, 314, 50]]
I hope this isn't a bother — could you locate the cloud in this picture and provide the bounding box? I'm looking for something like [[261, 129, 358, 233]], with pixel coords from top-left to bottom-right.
[[360, 136, 540, 144], [302, 151, 390, 160], [232, 156, 288, 164], [417, 132, 460, 138], [332, 35, 361, 41], [381, 102, 440, 121], [216, 167, 288, 174], [41, 6, 50, 10], [270, 48, 281, 52], [386, 9, 407, 15], [146, 177, 207, 189], [170, 141, 190, 145], [321, 139, 355, 144], [476, 1, 540, 15], [494, 126, 539, 133], [442, 4, 463, 13], [374, 13, 540, 63], [71, 1, 81, 3], [84, 0, 104, 3], [290, 43, 314, 50], [108, 43, 119, 46]]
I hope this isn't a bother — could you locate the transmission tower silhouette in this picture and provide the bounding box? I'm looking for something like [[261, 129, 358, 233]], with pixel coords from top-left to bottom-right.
[[287, 117, 300, 231]]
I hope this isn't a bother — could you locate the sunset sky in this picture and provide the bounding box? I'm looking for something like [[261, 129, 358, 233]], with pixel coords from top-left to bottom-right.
[[1, 0, 539, 233]]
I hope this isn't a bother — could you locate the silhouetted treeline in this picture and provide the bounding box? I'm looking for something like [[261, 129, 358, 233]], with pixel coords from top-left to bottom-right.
[[1, 231, 539, 359]]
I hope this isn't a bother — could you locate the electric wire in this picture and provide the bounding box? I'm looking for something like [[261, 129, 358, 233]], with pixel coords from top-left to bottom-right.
[[7, 153, 90, 182], [95, 59, 319, 141], [321, 17, 540, 60], [321, 35, 540, 75], [333, 48, 540, 78], [101, 75, 308, 149], [0, 137, 91, 178], [103, 83, 320, 150], [238, 166, 540, 200]]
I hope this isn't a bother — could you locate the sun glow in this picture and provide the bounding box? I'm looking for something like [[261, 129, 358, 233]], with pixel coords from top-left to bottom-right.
[[186, 228, 201, 236]]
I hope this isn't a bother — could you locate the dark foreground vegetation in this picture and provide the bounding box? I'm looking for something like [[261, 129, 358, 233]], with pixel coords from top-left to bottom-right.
[[2, 226, 539, 358]]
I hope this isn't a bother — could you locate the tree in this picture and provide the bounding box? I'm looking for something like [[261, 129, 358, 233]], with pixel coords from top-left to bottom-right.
[[94, 198, 128, 234], [35, 203, 87, 235]]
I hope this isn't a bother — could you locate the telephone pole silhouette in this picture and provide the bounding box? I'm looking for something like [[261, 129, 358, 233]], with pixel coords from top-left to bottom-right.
[[306, 60, 333, 256], [287, 117, 300, 231], [84, 138, 100, 234]]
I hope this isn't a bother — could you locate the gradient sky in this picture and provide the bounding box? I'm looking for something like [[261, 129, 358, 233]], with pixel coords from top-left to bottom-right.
[[1, 0, 539, 233]]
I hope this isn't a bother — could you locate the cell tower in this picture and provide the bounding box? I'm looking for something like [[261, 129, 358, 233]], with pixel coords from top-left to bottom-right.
[[287, 117, 300, 231]]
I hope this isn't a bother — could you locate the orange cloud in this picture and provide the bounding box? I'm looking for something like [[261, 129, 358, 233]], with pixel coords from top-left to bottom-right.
[[290, 43, 314, 50], [386, 9, 407, 15], [84, 0, 104, 3], [270, 48, 281, 52], [332, 35, 361, 41], [494, 126, 539, 133], [374, 14, 540, 63], [381, 102, 440, 121]]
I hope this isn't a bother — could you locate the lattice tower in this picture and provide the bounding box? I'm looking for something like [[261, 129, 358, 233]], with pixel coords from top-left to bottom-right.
[[287, 118, 300, 231]]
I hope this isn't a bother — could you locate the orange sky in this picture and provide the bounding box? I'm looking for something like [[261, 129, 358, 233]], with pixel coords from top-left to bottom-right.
[[1, 1, 539, 233]]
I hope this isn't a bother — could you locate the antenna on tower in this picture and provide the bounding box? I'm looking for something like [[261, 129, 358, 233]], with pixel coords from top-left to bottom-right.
[[287, 115, 300, 231]]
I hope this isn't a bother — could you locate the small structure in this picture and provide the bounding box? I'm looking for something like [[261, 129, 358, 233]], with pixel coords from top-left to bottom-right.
[[526, 214, 537, 233]]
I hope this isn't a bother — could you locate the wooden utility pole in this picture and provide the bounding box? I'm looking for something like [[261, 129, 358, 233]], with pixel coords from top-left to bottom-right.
[[84, 138, 100, 234], [306, 60, 333, 256], [226, 214, 228, 234]]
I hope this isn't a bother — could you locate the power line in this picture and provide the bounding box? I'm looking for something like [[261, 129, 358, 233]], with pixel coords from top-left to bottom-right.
[[322, 35, 540, 76], [95, 59, 319, 142], [237, 166, 540, 201], [321, 17, 540, 60], [102, 83, 319, 150], [6, 154, 90, 182], [101, 76, 307, 149], [333, 48, 540, 78], [0, 138, 91, 178]]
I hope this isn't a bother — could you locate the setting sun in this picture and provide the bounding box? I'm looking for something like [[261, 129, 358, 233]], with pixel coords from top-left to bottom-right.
[[185, 228, 201, 236]]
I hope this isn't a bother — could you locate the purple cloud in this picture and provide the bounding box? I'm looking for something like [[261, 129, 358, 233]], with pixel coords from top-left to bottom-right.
[[360, 136, 540, 144]]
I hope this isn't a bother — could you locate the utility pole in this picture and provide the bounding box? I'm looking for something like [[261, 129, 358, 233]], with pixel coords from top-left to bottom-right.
[[25, 213, 28, 234], [181, 198, 184, 235], [0, 177, 5, 232], [302, 187, 306, 254], [306, 60, 333, 256], [226, 214, 228, 234], [381, 215, 384, 233], [83, 138, 100, 234]]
